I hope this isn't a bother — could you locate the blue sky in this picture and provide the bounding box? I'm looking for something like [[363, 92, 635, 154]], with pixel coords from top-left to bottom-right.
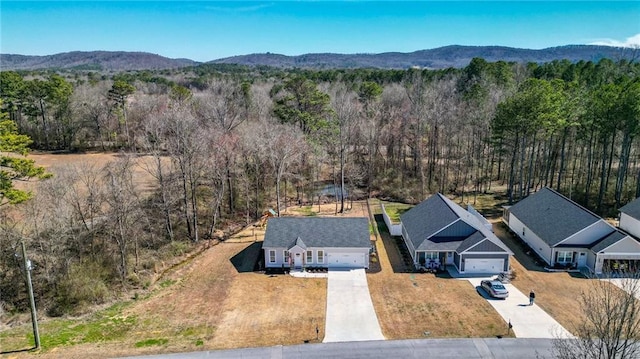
[[1, 1, 639, 62]]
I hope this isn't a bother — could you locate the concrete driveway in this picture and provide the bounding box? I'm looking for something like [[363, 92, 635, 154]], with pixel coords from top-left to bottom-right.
[[466, 278, 573, 339], [323, 268, 385, 343]]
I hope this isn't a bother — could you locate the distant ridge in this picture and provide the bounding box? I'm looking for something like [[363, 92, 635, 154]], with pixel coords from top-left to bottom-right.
[[0, 51, 199, 71], [211, 45, 636, 69], [1, 45, 636, 71]]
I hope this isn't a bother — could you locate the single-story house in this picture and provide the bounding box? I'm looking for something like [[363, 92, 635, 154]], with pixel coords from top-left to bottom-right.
[[262, 217, 371, 269], [619, 197, 640, 238], [503, 187, 640, 274], [398, 193, 512, 274]]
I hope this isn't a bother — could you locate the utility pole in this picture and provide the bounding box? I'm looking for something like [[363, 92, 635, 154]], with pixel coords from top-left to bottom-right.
[[21, 240, 40, 350]]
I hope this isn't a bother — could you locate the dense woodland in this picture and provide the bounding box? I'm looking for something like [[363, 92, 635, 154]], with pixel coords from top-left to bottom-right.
[[1, 58, 639, 317]]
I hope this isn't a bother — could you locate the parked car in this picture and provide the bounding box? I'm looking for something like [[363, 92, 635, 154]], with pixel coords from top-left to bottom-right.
[[480, 280, 509, 299]]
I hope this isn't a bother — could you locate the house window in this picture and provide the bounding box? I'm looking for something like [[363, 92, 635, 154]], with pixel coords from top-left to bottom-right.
[[318, 250, 324, 264], [269, 250, 276, 263], [306, 250, 313, 263], [557, 251, 573, 263], [284, 250, 290, 263], [426, 252, 439, 260]]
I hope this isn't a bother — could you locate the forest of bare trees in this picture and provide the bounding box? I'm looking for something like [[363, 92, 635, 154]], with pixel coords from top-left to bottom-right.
[[0, 57, 639, 316]]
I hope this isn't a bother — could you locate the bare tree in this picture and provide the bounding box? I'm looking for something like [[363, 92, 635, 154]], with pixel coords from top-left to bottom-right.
[[163, 105, 208, 242], [102, 155, 143, 283], [329, 84, 359, 213], [552, 273, 640, 359], [260, 121, 306, 216]]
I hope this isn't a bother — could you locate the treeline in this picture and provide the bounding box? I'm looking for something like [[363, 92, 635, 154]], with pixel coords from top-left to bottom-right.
[[0, 58, 639, 317]]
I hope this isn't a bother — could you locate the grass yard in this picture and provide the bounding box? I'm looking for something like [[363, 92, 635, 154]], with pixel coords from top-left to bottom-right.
[[368, 201, 514, 339], [3, 192, 602, 358], [1, 239, 327, 358], [378, 200, 412, 223], [3, 201, 382, 358]]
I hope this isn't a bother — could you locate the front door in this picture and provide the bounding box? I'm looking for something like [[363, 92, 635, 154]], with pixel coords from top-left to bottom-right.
[[294, 253, 303, 268], [577, 252, 587, 267]]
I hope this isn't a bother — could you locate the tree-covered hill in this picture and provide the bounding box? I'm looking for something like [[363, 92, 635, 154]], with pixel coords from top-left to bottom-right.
[[0, 51, 199, 71], [1, 45, 635, 71], [211, 45, 635, 69]]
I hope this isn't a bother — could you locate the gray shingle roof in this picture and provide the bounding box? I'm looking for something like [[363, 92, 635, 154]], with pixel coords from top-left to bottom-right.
[[263, 217, 371, 249], [401, 193, 512, 255], [590, 230, 629, 253], [508, 187, 601, 247], [620, 197, 640, 220], [400, 193, 459, 250], [416, 237, 466, 251], [456, 231, 487, 253]]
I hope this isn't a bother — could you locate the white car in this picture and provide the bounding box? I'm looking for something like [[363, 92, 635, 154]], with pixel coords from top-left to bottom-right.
[[480, 280, 509, 299]]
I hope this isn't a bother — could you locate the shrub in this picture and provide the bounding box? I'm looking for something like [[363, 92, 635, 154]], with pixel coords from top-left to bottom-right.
[[52, 262, 110, 316]]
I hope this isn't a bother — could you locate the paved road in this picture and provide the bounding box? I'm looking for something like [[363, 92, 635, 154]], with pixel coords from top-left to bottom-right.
[[121, 338, 556, 359], [323, 268, 385, 343], [467, 278, 573, 339]]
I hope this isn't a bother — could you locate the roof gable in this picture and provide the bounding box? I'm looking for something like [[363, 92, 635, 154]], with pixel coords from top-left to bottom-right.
[[620, 197, 640, 220], [508, 187, 602, 247], [401, 193, 461, 250], [455, 231, 486, 253], [591, 230, 640, 253], [464, 237, 508, 253], [401, 193, 512, 255], [263, 217, 371, 249]]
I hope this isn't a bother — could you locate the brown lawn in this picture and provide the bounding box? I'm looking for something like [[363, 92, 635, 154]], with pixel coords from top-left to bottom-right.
[[3, 200, 373, 358], [368, 199, 514, 339], [5, 192, 603, 358]]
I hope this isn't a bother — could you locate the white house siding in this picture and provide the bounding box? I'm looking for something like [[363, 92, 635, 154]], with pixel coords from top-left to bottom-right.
[[264, 246, 369, 268], [591, 238, 640, 273], [620, 212, 640, 238], [508, 215, 553, 265], [605, 236, 640, 253], [561, 221, 613, 246], [264, 247, 286, 268], [381, 204, 403, 236], [402, 225, 417, 261]]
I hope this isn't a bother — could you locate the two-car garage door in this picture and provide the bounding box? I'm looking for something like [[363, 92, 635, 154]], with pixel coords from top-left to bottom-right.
[[465, 258, 504, 273], [327, 253, 365, 268]]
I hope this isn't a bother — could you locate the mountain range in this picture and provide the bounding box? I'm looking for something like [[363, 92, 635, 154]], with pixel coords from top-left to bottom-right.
[[1, 45, 636, 71]]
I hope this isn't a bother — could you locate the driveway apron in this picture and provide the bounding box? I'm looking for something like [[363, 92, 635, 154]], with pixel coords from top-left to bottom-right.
[[323, 268, 385, 343], [467, 278, 573, 339]]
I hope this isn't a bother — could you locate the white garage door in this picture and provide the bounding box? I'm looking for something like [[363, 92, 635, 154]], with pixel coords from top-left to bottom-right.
[[327, 253, 365, 268], [465, 258, 504, 273]]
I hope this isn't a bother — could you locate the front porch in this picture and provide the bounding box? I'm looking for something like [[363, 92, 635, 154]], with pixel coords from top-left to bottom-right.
[[416, 251, 454, 272]]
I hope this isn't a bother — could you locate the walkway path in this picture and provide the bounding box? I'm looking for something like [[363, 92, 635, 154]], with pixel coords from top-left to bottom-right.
[[323, 268, 385, 343]]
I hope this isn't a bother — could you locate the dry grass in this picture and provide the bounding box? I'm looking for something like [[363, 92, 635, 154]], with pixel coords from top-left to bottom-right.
[[212, 273, 326, 348], [25, 152, 162, 193], [368, 199, 514, 339], [7, 192, 598, 358]]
